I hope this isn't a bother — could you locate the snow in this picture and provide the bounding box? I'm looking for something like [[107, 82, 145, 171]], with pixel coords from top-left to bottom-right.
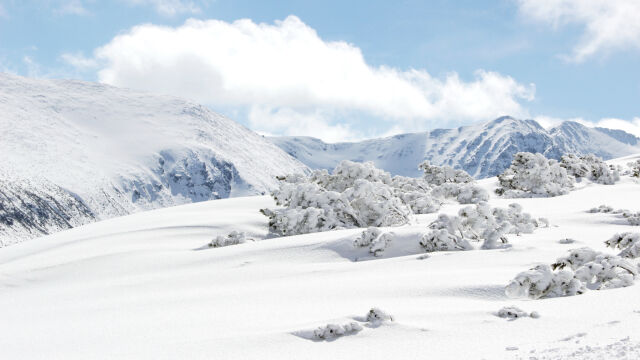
[[270, 116, 640, 178], [2, 157, 640, 359], [0, 73, 307, 243]]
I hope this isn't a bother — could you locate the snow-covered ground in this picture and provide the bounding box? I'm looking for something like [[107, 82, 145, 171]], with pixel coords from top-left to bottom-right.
[[2, 160, 640, 359]]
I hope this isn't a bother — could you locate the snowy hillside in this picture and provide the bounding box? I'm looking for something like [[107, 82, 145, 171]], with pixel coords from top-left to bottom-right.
[[0, 73, 307, 245], [1, 156, 640, 359], [271, 116, 640, 178]]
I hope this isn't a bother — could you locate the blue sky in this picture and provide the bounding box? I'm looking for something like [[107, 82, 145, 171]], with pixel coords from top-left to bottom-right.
[[1, 0, 639, 141]]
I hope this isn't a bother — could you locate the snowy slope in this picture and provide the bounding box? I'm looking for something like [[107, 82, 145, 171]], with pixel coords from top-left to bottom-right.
[[1, 158, 640, 359], [271, 116, 640, 178], [0, 73, 307, 244]]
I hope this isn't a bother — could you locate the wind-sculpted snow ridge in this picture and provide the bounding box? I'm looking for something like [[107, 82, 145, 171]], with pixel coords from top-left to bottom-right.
[[261, 160, 487, 236], [270, 116, 640, 178], [0, 73, 307, 243]]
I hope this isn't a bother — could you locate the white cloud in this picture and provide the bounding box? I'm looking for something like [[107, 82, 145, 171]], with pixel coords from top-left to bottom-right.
[[72, 16, 534, 140], [595, 117, 640, 137], [124, 0, 211, 16], [535, 115, 640, 138], [60, 52, 98, 70], [56, 0, 89, 15], [0, 3, 7, 18], [518, 0, 640, 62], [248, 106, 359, 143]]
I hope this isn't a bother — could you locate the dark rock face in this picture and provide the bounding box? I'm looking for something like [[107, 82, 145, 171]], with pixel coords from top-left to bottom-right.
[[0, 178, 95, 246]]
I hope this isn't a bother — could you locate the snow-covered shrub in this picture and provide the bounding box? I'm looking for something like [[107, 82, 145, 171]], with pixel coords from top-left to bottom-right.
[[587, 206, 640, 226], [560, 154, 619, 185], [507, 247, 637, 299], [552, 249, 637, 290], [430, 183, 489, 204], [605, 233, 640, 258], [559, 238, 577, 244], [588, 205, 614, 213], [628, 159, 640, 178], [209, 231, 251, 248], [625, 213, 640, 226], [419, 161, 473, 185], [419, 228, 472, 252], [366, 308, 393, 324], [496, 306, 539, 320], [353, 227, 395, 257], [312, 322, 363, 340], [537, 217, 550, 228], [425, 202, 541, 250], [505, 264, 585, 299], [390, 175, 443, 214], [497, 152, 574, 197]]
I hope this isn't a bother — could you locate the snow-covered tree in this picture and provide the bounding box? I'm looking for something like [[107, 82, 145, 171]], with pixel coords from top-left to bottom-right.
[[497, 152, 574, 197], [605, 232, 640, 258], [560, 154, 619, 185], [353, 227, 395, 257], [209, 231, 251, 247]]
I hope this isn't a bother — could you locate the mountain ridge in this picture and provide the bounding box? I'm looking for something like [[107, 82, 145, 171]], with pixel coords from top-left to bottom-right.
[[0, 73, 308, 244], [270, 116, 640, 178]]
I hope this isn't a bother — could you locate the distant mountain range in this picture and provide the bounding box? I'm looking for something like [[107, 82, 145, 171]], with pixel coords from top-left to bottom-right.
[[270, 116, 640, 178], [0, 73, 307, 245]]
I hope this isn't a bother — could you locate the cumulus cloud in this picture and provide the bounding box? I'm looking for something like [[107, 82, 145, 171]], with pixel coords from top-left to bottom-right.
[[518, 0, 640, 62], [124, 0, 211, 16], [69, 16, 535, 140]]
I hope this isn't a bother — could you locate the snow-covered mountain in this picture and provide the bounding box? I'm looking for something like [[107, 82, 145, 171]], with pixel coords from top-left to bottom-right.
[[271, 116, 640, 178], [0, 73, 307, 245]]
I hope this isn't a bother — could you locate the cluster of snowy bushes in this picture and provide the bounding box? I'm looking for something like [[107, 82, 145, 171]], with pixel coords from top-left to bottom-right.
[[261, 160, 487, 236], [587, 205, 640, 226], [560, 154, 620, 184], [496, 152, 620, 198], [506, 247, 638, 299], [421, 202, 546, 252], [305, 308, 393, 341]]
